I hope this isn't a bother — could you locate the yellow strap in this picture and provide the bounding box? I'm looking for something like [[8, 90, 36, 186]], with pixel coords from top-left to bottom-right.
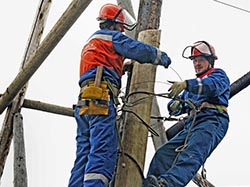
[[94, 66, 103, 87]]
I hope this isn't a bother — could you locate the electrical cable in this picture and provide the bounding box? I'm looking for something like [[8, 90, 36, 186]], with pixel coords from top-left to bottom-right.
[[170, 66, 183, 81], [117, 151, 145, 180], [213, 0, 250, 14], [114, 70, 193, 184]]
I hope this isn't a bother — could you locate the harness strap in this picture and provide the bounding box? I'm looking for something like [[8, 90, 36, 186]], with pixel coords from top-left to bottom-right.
[[80, 80, 119, 97], [94, 66, 103, 87], [190, 102, 227, 115], [200, 102, 227, 112], [105, 78, 120, 106]]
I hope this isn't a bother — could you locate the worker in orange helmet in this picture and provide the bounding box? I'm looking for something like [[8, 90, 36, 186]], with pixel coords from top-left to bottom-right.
[[68, 3, 172, 187], [143, 41, 230, 187]]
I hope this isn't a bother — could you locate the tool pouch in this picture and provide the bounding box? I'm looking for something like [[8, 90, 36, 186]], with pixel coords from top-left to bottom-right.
[[78, 81, 110, 115]]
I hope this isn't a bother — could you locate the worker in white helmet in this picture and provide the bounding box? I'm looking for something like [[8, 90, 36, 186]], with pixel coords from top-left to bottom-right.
[[143, 41, 230, 187]]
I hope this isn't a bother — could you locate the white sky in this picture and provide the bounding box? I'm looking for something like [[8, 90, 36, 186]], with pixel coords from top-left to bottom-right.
[[0, 0, 250, 187]]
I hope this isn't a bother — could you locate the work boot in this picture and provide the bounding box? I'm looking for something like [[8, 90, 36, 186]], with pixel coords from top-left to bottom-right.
[[143, 175, 159, 187], [143, 175, 168, 187]]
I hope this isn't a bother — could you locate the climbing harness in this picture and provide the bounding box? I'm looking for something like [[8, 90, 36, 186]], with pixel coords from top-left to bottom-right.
[[167, 98, 227, 187], [78, 66, 109, 115], [77, 66, 120, 115], [189, 101, 227, 115]]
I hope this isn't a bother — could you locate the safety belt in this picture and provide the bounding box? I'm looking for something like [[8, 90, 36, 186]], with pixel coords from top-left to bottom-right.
[[78, 66, 110, 115]]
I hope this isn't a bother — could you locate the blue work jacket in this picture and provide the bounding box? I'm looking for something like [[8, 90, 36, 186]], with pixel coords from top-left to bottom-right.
[[168, 68, 230, 116], [79, 29, 171, 88]]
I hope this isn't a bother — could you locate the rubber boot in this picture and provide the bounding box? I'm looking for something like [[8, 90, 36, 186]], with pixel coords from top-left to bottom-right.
[[143, 175, 169, 187], [143, 175, 160, 187]]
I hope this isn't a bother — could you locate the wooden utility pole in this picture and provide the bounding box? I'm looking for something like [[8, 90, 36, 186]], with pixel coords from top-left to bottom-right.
[[13, 113, 27, 187], [114, 1, 163, 187], [0, 0, 93, 182], [150, 96, 167, 147], [0, 0, 52, 180], [0, 0, 93, 115]]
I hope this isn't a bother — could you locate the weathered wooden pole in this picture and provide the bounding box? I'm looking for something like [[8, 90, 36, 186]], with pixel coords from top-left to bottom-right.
[[23, 99, 74, 117], [0, 0, 52, 179], [114, 1, 163, 187], [13, 113, 27, 187], [150, 96, 167, 147], [0, 0, 93, 115], [115, 29, 161, 187]]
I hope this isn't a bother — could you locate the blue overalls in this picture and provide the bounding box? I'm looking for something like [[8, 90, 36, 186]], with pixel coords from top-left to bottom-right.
[[68, 29, 171, 187], [147, 68, 230, 187]]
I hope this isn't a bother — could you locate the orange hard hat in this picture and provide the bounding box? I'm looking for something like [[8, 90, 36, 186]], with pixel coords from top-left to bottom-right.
[[97, 3, 125, 23], [97, 3, 137, 31]]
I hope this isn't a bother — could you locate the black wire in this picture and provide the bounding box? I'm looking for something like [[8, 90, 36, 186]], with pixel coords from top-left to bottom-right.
[[122, 107, 159, 136], [117, 151, 145, 180], [118, 90, 174, 136], [125, 90, 170, 103], [213, 0, 250, 14]]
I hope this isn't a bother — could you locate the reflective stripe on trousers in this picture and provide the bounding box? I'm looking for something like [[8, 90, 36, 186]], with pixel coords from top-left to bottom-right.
[[84, 173, 109, 186], [68, 99, 118, 187]]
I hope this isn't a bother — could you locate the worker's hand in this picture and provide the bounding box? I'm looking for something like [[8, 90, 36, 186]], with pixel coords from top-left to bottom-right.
[[168, 81, 187, 98], [122, 60, 134, 74], [169, 100, 181, 112], [158, 51, 171, 68]]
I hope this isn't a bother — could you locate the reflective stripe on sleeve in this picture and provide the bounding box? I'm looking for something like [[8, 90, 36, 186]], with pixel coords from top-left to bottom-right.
[[153, 49, 161, 65], [87, 34, 113, 42], [197, 78, 202, 94], [84, 173, 109, 185]]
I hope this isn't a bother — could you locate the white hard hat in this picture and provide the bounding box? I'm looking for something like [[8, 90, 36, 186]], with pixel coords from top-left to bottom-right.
[[182, 41, 218, 60]]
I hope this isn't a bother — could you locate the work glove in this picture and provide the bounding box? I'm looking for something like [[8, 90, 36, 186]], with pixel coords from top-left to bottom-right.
[[157, 51, 171, 68], [168, 81, 187, 98]]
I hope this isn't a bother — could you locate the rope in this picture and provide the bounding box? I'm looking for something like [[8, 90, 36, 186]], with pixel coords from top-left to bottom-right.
[[171, 108, 198, 165], [166, 99, 211, 187]]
